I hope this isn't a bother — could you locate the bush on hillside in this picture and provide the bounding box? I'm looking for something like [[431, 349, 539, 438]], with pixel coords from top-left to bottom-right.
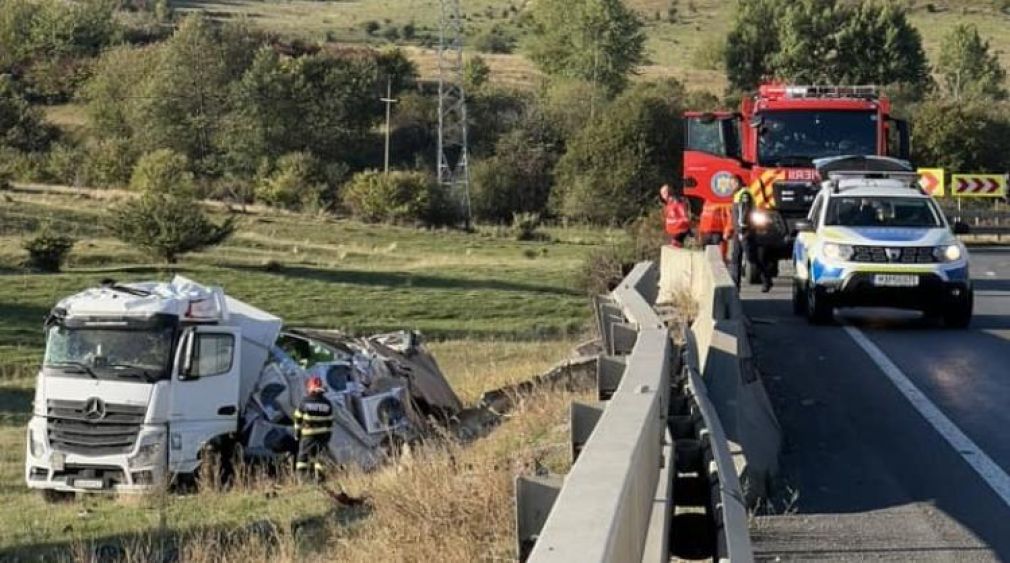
[[254, 152, 328, 211], [22, 226, 75, 273], [342, 170, 449, 225], [108, 193, 236, 264], [130, 149, 196, 196], [472, 25, 516, 54]]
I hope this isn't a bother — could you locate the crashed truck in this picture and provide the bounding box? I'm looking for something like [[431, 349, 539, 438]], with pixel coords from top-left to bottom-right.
[[25, 277, 462, 499]]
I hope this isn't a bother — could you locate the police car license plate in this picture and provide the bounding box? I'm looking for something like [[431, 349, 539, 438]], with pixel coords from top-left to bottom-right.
[[873, 274, 918, 287], [73, 478, 104, 490]]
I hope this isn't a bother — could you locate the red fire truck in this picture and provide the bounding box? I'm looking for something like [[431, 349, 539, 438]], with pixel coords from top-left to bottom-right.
[[683, 84, 910, 282]]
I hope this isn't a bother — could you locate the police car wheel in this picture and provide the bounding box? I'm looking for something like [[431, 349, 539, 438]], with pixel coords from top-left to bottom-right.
[[806, 282, 833, 325], [791, 279, 807, 315], [943, 292, 973, 329]]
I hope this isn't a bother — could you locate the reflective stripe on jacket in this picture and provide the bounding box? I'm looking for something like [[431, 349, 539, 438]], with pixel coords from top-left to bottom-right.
[[293, 394, 334, 438]]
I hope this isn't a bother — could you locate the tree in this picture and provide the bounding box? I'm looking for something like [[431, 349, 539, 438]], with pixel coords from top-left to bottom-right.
[[724, 0, 780, 92], [526, 0, 645, 96], [130, 149, 196, 197], [0, 76, 56, 153], [464, 55, 491, 91], [911, 100, 1010, 173], [832, 1, 930, 91], [725, 0, 929, 94], [108, 192, 236, 264], [936, 24, 1007, 101], [471, 110, 564, 222], [553, 80, 685, 223]]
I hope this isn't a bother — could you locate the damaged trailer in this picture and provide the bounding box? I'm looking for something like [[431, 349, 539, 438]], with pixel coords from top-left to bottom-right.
[[25, 276, 463, 499]]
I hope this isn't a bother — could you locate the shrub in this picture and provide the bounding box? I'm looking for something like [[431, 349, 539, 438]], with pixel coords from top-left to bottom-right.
[[472, 25, 516, 54], [402, 22, 416, 40], [342, 170, 448, 225], [254, 152, 327, 211], [130, 149, 196, 196], [511, 212, 544, 241], [381, 26, 400, 41], [107, 193, 236, 264], [23, 227, 75, 273], [363, 20, 380, 35]]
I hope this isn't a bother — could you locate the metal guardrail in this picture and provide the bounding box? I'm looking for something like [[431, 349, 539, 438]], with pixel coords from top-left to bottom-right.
[[516, 262, 674, 562], [515, 259, 757, 562]]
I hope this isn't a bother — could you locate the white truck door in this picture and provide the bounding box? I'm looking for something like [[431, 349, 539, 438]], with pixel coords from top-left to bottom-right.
[[168, 326, 242, 471]]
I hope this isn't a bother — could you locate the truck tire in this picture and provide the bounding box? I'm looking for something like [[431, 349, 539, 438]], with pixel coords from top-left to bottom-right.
[[792, 279, 807, 315], [40, 489, 75, 503], [806, 281, 833, 325], [943, 291, 973, 329]]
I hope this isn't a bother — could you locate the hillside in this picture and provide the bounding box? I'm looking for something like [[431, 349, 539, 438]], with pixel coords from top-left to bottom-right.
[[170, 0, 1010, 93]]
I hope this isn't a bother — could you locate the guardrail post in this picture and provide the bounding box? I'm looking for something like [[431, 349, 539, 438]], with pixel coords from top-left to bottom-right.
[[571, 401, 604, 462], [597, 355, 626, 400], [516, 475, 564, 562]]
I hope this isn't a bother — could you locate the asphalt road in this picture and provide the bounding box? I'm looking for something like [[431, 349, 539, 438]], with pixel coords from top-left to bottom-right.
[[746, 248, 1010, 561]]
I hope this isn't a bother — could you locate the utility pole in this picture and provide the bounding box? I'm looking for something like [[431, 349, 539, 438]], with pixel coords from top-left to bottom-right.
[[438, 0, 472, 228], [380, 77, 398, 175]]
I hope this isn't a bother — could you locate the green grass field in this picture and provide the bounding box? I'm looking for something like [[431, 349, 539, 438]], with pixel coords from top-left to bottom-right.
[[0, 185, 617, 556]]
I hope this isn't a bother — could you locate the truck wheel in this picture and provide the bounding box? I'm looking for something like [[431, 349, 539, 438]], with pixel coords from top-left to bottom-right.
[[40, 489, 75, 503], [792, 279, 807, 315], [943, 291, 973, 329], [806, 282, 833, 325]]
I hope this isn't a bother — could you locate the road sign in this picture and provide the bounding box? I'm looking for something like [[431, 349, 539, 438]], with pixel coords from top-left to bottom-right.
[[917, 168, 944, 197], [950, 174, 1007, 197]]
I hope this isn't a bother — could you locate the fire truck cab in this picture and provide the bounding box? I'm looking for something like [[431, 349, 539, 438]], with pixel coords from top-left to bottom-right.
[[683, 84, 910, 282]]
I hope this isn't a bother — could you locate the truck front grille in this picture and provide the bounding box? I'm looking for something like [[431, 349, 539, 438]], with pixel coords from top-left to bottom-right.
[[47, 399, 146, 456], [851, 246, 937, 264]]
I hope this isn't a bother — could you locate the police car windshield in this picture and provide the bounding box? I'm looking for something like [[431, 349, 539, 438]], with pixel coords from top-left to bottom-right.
[[758, 110, 877, 167], [824, 196, 942, 228]]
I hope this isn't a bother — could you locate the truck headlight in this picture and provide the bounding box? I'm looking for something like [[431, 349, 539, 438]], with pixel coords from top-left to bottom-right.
[[822, 243, 854, 261], [749, 209, 772, 228], [28, 429, 45, 458], [131, 437, 164, 468], [934, 244, 962, 262]]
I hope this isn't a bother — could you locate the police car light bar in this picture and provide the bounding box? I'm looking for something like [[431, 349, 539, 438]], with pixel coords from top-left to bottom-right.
[[826, 170, 924, 194]]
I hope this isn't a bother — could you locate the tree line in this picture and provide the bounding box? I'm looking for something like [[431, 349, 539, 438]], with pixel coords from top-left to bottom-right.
[[2, 0, 1009, 249]]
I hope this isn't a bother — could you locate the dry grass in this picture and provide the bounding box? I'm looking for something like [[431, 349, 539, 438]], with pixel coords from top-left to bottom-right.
[[63, 385, 590, 563]]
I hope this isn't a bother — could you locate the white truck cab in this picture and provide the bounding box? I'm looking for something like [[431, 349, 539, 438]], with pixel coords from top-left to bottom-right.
[[25, 277, 280, 496]]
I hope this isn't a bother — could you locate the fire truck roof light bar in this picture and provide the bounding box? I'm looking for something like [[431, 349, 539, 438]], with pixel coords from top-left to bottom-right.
[[775, 85, 879, 100]]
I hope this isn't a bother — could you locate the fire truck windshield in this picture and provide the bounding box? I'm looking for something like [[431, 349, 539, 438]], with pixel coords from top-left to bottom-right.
[[757, 110, 877, 167]]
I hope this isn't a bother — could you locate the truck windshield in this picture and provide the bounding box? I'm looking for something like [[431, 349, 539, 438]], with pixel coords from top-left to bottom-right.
[[824, 197, 942, 228], [43, 326, 175, 381], [757, 110, 877, 167]]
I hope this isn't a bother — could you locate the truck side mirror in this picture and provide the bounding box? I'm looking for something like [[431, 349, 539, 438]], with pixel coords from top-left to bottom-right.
[[795, 220, 815, 233], [953, 221, 970, 235]]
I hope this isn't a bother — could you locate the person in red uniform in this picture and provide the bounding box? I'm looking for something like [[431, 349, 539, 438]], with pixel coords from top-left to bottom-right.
[[699, 200, 731, 260], [660, 184, 691, 247]]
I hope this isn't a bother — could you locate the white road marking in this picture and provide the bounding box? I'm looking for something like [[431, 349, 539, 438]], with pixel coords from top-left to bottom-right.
[[844, 325, 1010, 508]]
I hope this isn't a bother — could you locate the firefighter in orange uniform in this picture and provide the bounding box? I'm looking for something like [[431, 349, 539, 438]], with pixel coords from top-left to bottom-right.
[[660, 184, 691, 247], [699, 200, 731, 260]]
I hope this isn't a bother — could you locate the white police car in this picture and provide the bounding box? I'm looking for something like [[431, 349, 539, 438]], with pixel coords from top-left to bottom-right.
[[792, 157, 972, 326]]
